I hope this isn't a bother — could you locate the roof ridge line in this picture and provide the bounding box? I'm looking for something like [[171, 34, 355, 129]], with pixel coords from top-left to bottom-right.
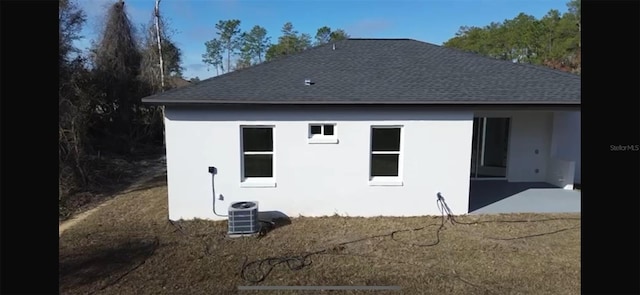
[[441, 45, 581, 78]]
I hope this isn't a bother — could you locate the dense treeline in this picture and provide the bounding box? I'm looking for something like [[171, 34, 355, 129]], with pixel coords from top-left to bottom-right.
[[59, 0, 182, 217], [203, 21, 349, 73], [444, 0, 580, 74]]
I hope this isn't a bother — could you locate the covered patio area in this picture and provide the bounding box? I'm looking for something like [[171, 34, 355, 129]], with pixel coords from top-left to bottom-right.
[[468, 180, 581, 214]]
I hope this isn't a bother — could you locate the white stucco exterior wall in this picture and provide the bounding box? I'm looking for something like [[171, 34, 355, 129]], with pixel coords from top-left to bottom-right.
[[549, 111, 581, 184], [546, 158, 575, 189], [474, 111, 553, 182], [164, 107, 474, 221], [507, 112, 553, 182]]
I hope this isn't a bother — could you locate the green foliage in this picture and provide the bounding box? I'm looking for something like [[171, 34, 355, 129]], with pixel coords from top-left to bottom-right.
[[330, 29, 350, 41], [240, 25, 270, 64], [266, 22, 312, 61], [567, 0, 580, 22], [265, 43, 285, 61], [315, 26, 350, 46], [162, 42, 184, 77], [315, 26, 332, 45], [204, 20, 350, 67], [298, 33, 313, 50], [202, 19, 243, 74], [443, 0, 580, 74], [234, 57, 252, 70], [202, 38, 224, 74], [215, 19, 242, 72]]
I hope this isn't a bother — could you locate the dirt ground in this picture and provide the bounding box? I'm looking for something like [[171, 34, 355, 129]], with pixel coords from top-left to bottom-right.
[[59, 152, 167, 232], [59, 176, 581, 295]]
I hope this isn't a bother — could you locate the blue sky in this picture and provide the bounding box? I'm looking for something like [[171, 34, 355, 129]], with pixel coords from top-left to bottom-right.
[[75, 0, 571, 80]]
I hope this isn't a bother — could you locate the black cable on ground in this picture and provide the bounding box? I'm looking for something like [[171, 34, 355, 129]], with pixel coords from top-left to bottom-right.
[[435, 192, 581, 240], [237, 194, 580, 284], [165, 194, 579, 288], [436, 193, 581, 225], [486, 225, 581, 241], [387, 196, 452, 247], [238, 206, 428, 282]]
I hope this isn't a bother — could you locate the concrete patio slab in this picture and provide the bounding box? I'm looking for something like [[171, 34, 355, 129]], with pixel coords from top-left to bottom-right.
[[469, 180, 581, 214]]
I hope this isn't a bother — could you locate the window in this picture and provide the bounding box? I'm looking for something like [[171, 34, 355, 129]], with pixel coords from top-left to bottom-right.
[[370, 126, 402, 185], [241, 126, 275, 187], [308, 123, 338, 144]]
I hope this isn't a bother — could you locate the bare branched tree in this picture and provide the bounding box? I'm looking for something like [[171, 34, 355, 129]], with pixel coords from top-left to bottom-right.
[[140, 4, 183, 94], [59, 0, 86, 66], [138, 0, 184, 147], [92, 0, 142, 149], [59, 0, 94, 211], [154, 0, 165, 90]]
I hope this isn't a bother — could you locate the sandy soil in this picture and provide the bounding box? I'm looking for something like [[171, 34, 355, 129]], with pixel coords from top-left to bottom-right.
[[59, 155, 167, 236]]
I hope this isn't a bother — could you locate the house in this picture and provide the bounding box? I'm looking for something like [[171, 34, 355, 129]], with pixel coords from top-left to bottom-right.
[[142, 39, 581, 221], [166, 76, 192, 89]]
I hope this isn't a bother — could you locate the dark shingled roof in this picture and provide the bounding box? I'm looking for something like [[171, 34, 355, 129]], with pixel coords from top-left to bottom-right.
[[142, 39, 581, 105], [167, 76, 192, 88]]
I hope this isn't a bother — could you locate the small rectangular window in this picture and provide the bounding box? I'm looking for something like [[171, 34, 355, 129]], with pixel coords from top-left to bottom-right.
[[310, 125, 322, 135], [370, 126, 402, 179], [308, 123, 338, 144], [324, 125, 334, 135]]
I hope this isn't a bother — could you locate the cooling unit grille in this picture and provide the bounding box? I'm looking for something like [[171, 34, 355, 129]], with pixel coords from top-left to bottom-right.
[[228, 201, 259, 236]]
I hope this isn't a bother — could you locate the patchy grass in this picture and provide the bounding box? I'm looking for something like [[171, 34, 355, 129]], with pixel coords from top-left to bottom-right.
[[59, 182, 580, 295], [59, 151, 166, 222]]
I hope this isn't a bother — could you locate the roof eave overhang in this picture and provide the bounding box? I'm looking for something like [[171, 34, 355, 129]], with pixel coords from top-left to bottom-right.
[[142, 98, 580, 110]]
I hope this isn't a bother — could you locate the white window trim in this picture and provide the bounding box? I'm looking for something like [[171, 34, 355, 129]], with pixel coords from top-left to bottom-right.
[[240, 125, 276, 188], [369, 178, 404, 186], [240, 178, 277, 188], [369, 125, 403, 186], [308, 123, 339, 144]]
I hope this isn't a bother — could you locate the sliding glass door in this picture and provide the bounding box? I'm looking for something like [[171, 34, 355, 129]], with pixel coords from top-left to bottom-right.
[[470, 117, 511, 178]]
